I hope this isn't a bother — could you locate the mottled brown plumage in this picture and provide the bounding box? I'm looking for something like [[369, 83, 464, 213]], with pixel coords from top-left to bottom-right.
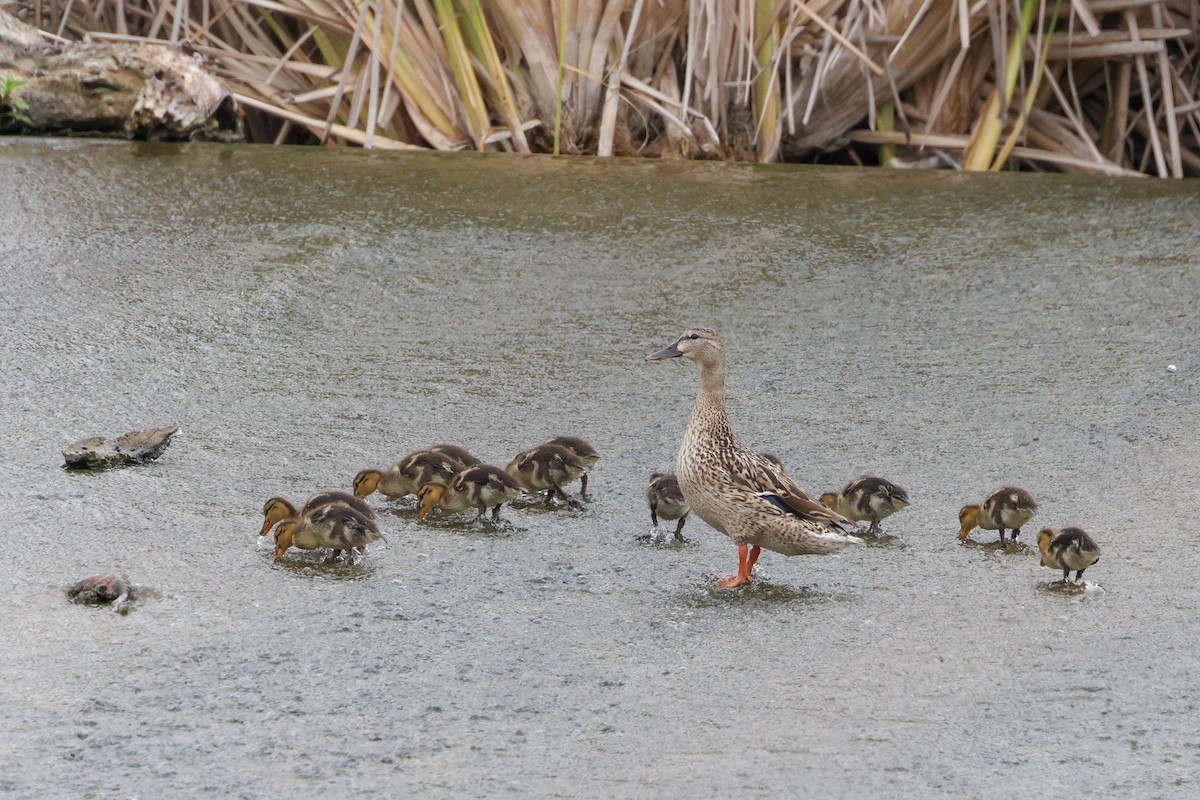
[[647, 327, 860, 587], [1038, 527, 1101, 583], [353, 449, 468, 500], [543, 436, 599, 496], [507, 443, 587, 507], [259, 491, 372, 538], [646, 472, 690, 541], [820, 476, 910, 536], [273, 501, 383, 563], [417, 464, 523, 522], [426, 443, 481, 467], [958, 486, 1038, 544]]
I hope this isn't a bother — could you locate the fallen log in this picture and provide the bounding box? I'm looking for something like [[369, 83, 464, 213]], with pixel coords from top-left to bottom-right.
[[63, 426, 180, 470], [0, 10, 240, 140]]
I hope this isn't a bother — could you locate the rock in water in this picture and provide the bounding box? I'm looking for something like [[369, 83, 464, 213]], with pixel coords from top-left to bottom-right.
[[68, 575, 133, 613], [63, 426, 179, 469]]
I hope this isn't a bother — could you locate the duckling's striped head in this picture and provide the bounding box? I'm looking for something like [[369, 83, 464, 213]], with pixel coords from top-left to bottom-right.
[[260, 496, 298, 537], [274, 520, 298, 560], [353, 469, 382, 499], [819, 492, 838, 510], [1036, 528, 1055, 566], [957, 504, 981, 539], [417, 482, 448, 520]]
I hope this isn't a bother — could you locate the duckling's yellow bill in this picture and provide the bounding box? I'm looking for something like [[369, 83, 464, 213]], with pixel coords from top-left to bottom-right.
[[258, 519, 274, 537]]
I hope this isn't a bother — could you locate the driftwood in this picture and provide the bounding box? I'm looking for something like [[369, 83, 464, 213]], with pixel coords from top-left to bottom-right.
[[0, 10, 240, 140], [63, 426, 180, 469]]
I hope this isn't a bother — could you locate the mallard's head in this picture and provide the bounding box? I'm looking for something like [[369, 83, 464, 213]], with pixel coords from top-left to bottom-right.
[[645, 327, 723, 364]]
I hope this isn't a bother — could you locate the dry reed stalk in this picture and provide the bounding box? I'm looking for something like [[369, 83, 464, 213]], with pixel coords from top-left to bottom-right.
[[754, 0, 782, 162], [11, 0, 1199, 175]]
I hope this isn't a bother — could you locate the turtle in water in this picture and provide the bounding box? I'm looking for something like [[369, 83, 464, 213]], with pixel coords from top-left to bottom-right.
[[68, 575, 134, 614]]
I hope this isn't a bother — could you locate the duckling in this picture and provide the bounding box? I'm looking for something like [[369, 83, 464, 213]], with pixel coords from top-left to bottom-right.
[[506, 443, 587, 508], [427, 442, 481, 467], [259, 491, 372, 538], [353, 449, 467, 500], [1038, 527, 1101, 583], [647, 472, 690, 541], [958, 486, 1039, 545], [273, 501, 384, 563], [819, 476, 910, 536], [646, 327, 860, 588], [417, 464, 523, 522], [543, 436, 599, 497]]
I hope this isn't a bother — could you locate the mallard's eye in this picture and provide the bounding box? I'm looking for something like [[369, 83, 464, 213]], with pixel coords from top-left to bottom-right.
[[689, 333, 699, 340]]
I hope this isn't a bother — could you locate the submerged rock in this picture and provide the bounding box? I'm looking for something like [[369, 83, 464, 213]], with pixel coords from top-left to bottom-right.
[[63, 426, 179, 469], [67, 575, 134, 614]]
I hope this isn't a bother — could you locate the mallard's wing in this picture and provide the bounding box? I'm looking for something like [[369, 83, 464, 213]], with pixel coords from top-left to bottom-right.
[[726, 449, 854, 529]]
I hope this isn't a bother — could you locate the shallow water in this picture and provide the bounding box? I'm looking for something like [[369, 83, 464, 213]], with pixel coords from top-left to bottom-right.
[[1, 140, 1198, 798]]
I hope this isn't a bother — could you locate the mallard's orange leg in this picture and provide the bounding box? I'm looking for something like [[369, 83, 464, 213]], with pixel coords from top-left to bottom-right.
[[746, 545, 761, 573], [715, 544, 760, 587]]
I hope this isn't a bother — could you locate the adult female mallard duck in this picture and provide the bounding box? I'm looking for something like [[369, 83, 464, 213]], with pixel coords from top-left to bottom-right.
[[958, 487, 1039, 545], [646, 472, 690, 541], [1037, 527, 1101, 583], [417, 464, 523, 522], [820, 476, 910, 536], [506, 443, 587, 507], [353, 449, 468, 501], [267, 495, 383, 563], [543, 436, 599, 497], [646, 327, 860, 587]]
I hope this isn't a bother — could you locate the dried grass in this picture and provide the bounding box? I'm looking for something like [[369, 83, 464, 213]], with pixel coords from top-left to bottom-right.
[[8, 0, 1199, 175]]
